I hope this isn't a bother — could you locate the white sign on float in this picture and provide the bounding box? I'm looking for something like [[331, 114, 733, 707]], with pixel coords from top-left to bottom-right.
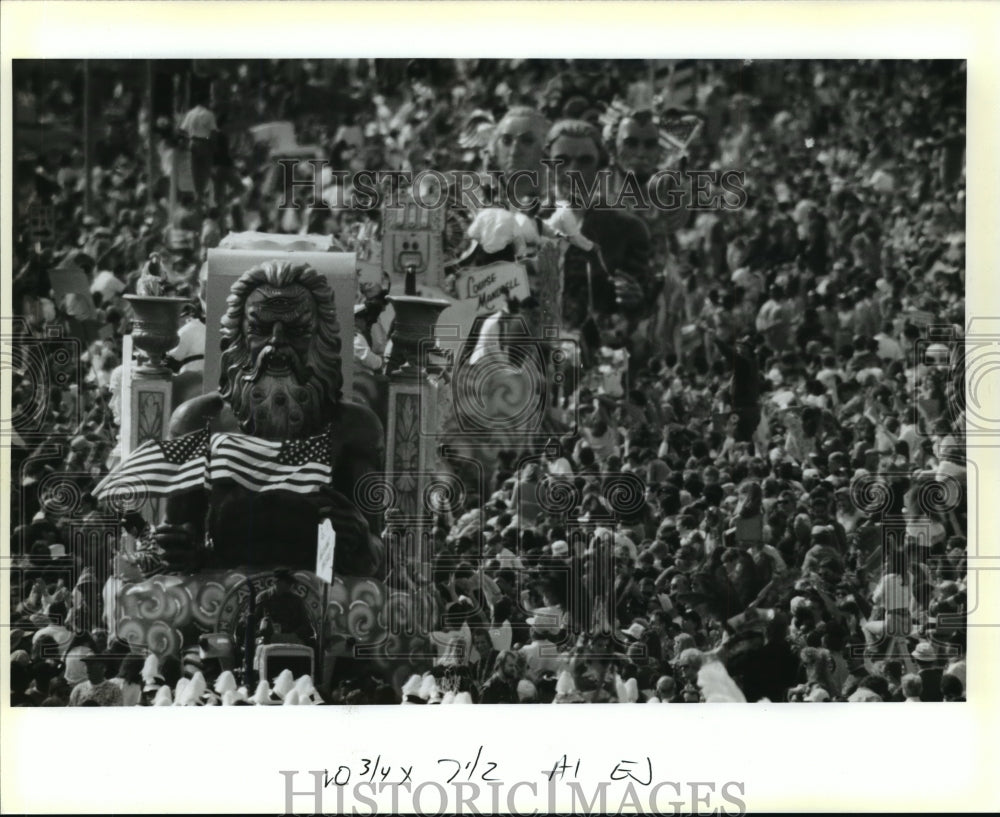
[[315, 519, 335, 585], [436, 261, 531, 338]]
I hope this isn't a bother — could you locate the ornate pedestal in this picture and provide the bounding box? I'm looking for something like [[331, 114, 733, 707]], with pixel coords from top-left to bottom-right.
[[121, 295, 188, 522], [382, 295, 451, 639], [383, 294, 452, 511]]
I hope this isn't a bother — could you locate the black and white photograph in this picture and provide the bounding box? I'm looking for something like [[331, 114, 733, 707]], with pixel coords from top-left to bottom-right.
[[2, 2, 998, 815]]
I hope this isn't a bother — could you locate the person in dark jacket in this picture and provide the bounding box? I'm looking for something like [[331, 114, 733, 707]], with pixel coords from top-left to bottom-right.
[[735, 613, 801, 703], [714, 333, 762, 443], [469, 628, 500, 690]]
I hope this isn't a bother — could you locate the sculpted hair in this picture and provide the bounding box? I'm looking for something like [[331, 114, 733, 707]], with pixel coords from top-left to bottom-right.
[[218, 259, 343, 407], [601, 104, 656, 146], [545, 118, 609, 167], [489, 106, 550, 157]]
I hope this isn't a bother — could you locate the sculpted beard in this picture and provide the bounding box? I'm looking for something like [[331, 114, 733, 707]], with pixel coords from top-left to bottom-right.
[[220, 341, 334, 439]]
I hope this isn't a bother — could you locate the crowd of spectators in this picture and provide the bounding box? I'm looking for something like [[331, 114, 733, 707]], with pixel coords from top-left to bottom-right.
[[9, 58, 968, 705]]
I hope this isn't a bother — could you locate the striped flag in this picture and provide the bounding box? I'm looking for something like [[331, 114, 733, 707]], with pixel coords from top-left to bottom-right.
[[666, 59, 699, 108], [208, 428, 332, 494], [94, 427, 209, 501]]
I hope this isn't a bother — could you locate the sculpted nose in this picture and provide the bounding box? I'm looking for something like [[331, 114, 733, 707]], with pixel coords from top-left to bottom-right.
[[269, 321, 286, 345]]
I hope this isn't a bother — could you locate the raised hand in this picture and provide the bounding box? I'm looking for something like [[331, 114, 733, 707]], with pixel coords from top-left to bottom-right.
[[614, 273, 645, 310]]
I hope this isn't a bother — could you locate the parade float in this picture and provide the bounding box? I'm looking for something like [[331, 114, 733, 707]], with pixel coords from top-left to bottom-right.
[[100, 187, 579, 694]]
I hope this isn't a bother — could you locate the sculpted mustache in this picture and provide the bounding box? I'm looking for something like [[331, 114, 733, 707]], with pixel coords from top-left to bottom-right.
[[242, 345, 312, 383]]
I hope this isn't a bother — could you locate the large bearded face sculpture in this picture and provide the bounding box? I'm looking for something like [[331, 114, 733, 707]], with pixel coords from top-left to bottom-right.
[[218, 261, 343, 439]]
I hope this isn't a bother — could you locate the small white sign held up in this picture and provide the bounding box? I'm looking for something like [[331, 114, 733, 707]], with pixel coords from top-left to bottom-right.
[[316, 519, 336, 585]]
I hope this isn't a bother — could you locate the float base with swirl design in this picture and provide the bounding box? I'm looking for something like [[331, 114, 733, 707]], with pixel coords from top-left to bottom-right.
[[114, 569, 438, 683]]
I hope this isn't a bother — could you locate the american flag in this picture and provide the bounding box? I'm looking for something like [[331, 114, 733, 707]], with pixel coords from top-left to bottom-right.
[[208, 428, 332, 494], [94, 427, 209, 501]]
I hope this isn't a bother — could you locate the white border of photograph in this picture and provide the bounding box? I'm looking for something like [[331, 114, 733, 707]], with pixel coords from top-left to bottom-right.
[[2, 2, 998, 814]]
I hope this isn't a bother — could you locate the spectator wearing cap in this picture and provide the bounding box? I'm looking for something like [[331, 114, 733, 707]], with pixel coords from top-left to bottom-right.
[[621, 620, 646, 646], [519, 613, 562, 683], [68, 654, 123, 706], [911, 641, 944, 702]]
